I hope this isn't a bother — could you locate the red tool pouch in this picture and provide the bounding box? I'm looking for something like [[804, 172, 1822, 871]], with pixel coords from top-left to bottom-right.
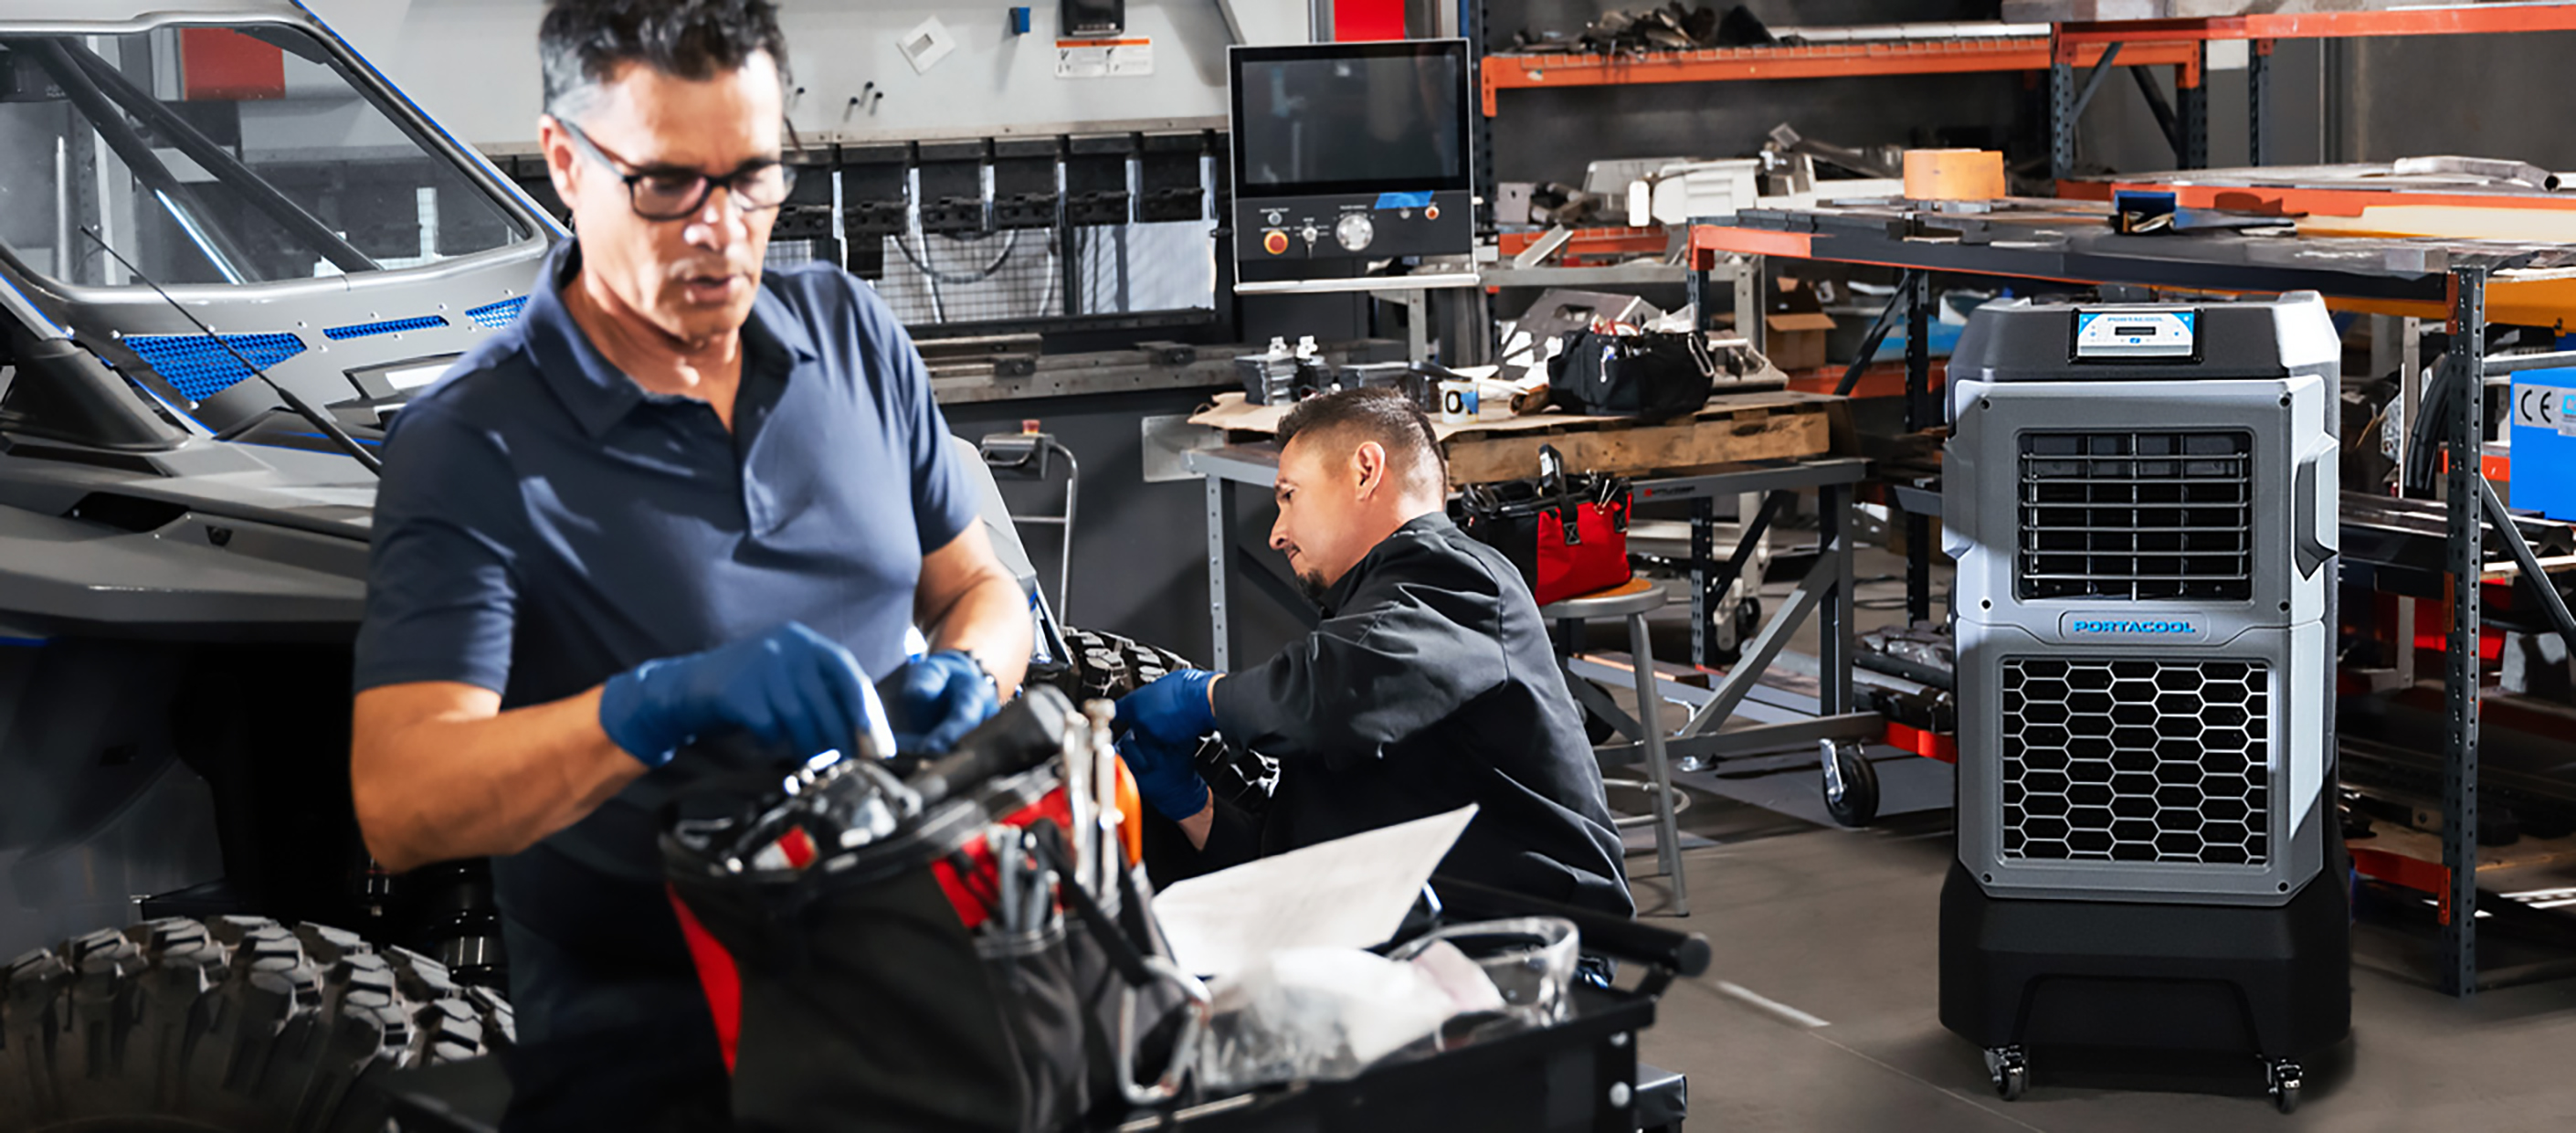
[[1453, 444, 1634, 606]]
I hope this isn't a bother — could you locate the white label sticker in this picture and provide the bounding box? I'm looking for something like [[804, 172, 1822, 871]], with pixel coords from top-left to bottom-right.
[[1057, 37, 1152, 79]]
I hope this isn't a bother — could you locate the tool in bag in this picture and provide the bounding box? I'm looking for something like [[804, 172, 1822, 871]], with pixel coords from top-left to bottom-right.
[[660, 685, 1211, 1133], [1545, 326, 1717, 419], [1451, 444, 1634, 606]]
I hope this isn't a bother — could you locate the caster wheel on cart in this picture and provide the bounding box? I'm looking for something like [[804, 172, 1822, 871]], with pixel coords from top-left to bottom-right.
[[2265, 1057, 2303, 1115], [1822, 741, 1880, 827], [1984, 1046, 2029, 1102]]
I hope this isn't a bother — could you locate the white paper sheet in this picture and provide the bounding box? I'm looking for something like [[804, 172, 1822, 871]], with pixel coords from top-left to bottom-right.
[[1152, 805, 1478, 979]]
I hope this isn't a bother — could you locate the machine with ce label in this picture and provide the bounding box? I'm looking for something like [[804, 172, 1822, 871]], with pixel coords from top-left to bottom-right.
[[2508, 367, 2576, 524], [1940, 293, 2349, 1114]]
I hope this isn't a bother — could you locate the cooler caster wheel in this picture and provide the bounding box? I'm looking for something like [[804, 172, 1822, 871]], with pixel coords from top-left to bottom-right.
[[1821, 741, 1879, 827], [1984, 1045, 2029, 1102], [2265, 1056, 2302, 1115]]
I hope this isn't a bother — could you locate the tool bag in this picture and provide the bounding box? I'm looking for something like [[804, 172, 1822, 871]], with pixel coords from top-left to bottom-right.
[[1452, 444, 1634, 606], [1546, 328, 1716, 420], [660, 686, 1209, 1133]]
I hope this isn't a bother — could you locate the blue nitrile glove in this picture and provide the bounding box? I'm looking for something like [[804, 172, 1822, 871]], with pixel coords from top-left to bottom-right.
[[880, 650, 998, 754], [1113, 669, 1219, 748], [597, 621, 878, 768], [1116, 729, 1213, 821]]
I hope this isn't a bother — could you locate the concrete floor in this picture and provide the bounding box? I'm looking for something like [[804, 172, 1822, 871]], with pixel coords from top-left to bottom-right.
[[1595, 543, 2576, 1131], [1618, 802, 2576, 1131]]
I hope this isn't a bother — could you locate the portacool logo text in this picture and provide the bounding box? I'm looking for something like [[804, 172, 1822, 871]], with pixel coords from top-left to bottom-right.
[[2069, 619, 2196, 634]]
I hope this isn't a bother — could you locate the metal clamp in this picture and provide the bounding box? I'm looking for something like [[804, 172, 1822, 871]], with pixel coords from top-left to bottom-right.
[[1117, 955, 1213, 1107]]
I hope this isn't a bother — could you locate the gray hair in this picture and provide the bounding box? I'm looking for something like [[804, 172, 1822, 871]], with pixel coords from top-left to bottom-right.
[[538, 0, 790, 122]]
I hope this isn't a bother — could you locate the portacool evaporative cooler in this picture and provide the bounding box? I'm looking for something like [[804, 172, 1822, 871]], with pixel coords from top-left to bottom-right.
[[1938, 294, 2349, 1114]]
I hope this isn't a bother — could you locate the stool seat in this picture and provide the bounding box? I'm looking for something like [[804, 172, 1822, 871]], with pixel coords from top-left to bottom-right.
[[1539, 577, 1666, 620]]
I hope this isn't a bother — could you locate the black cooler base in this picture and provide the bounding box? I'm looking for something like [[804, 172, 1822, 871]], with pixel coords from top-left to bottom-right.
[[1938, 857, 2350, 1067]]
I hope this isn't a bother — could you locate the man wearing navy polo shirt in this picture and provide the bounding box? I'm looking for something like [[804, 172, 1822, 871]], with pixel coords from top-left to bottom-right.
[[346, 2, 1031, 1128]]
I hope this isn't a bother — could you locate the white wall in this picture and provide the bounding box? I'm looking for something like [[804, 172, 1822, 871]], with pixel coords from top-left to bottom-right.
[[297, 0, 1304, 153]]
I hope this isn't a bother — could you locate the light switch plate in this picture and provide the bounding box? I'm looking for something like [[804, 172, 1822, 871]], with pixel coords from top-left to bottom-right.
[[899, 16, 956, 74]]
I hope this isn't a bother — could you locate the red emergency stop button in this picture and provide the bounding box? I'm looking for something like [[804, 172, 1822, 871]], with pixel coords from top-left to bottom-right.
[[1262, 229, 1288, 255]]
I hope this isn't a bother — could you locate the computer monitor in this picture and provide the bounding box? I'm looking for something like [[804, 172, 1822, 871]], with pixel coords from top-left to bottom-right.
[[1229, 39, 1473, 268]]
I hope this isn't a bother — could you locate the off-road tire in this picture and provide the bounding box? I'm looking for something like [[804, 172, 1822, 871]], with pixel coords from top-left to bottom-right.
[[0, 916, 512, 1132], [1047, 626, 1196, 703]]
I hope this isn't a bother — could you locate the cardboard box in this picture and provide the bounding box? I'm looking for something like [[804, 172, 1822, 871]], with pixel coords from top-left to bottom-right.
[[1764, 279, 1838, 372], [1765, 312, 1838, 371]]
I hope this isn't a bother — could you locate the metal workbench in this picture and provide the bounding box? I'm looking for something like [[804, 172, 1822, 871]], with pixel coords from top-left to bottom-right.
[[1182, 442, 1884, 817], [1693, 196, 2576, 996]]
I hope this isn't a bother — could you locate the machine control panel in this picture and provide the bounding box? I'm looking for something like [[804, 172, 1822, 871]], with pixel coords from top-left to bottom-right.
[[1235, 190, 1472, 264], [2073, 308, 2199, 360]]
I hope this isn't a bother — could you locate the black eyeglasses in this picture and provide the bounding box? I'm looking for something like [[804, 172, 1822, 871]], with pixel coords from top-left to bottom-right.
[[554, 117, 799, 221]]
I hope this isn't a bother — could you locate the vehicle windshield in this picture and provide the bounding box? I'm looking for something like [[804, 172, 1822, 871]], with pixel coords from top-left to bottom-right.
[[0, 25, 534, 288]]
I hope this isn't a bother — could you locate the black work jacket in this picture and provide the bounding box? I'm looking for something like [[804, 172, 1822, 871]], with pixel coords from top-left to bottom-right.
[[1204, 514, 1634, 917]]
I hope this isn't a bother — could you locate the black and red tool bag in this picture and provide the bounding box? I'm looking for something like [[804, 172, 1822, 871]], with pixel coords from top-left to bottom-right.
[[660, 686, 1206, 1133], [1452, 444, 1634, 607], [1546, 327, 1716, 420]]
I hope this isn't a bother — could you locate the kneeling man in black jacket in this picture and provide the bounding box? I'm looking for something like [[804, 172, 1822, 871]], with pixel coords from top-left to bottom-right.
[[1115, 388, 1632, 917]]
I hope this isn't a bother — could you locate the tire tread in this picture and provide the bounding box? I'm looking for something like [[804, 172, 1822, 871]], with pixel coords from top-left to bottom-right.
[[0, 916, 509, 1131]]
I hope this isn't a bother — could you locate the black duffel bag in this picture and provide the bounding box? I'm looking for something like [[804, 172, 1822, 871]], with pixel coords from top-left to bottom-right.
[[1547, 329, 1716, 419], [660, 686, 1208, 1133]]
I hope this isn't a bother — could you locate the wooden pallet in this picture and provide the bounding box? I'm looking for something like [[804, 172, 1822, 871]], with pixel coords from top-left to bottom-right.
[[1188, 390, 1847, 484]]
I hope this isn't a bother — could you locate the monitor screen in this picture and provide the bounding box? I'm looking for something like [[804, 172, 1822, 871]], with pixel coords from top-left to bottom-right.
[[1230, 41, 1471, 197]]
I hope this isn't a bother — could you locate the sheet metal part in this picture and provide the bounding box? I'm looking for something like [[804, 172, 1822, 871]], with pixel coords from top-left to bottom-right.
[[2339, 491, 2576, 572], [924, 339, 1406, 404], [2008, 0, 2563, 23], [1713, 197, 2576, 317]]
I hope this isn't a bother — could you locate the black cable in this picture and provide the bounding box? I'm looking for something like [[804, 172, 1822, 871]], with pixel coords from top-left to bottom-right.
[[897, 225, 1019, 284], [1832, 270, 1916, 397]]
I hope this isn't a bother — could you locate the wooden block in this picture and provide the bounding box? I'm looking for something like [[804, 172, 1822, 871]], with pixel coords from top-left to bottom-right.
[[1443, 403, 1831, 484], [1188, 389, 1847, 484], [1904, 149, 2005, 202]]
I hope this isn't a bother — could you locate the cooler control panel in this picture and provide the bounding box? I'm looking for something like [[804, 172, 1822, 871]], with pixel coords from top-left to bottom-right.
[[2073, 308, 2200, 360]]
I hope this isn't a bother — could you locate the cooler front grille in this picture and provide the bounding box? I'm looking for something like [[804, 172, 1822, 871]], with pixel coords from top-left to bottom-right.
[[2019, 431, 2253, 601], [2001, 657, 2270, 867]]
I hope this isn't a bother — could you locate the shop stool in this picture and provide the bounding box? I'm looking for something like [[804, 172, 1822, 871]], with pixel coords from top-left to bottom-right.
[[1543, 578, 1686, 916]]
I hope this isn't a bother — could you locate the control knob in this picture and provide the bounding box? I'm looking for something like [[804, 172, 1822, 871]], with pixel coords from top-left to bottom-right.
[[1335, 213, 1375, 251]]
